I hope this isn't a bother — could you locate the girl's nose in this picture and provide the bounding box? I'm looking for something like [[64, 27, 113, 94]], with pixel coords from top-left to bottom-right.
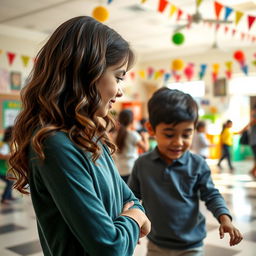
[[116, 87, 123, 98]]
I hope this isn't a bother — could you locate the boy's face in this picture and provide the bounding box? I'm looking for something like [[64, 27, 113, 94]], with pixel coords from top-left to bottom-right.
[[147, 121, 195, 164]]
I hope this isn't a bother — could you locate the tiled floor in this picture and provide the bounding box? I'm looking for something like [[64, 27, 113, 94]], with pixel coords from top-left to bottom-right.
[[1, 159, 256, 256]]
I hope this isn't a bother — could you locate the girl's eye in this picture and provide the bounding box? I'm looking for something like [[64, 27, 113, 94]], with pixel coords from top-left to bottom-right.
[[183, 134, 192, 139], [116, 77, 124, 83]]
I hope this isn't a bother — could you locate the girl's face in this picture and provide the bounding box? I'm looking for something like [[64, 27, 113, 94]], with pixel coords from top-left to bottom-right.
[[96, 62, 127, 117]]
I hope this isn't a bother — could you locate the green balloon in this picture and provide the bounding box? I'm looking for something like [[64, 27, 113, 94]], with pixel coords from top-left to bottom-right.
[[172, 32, 185, 45]]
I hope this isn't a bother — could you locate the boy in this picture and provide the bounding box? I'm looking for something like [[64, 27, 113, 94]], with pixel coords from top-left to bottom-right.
[[128, 88, 242, 256]]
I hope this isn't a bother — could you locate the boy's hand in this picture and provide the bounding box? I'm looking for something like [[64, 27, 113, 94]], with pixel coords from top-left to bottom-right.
[[219, 215, 243, 246]]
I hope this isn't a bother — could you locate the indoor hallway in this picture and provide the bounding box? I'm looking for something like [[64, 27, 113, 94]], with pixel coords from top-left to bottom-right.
[[0, 159, 256, 256]]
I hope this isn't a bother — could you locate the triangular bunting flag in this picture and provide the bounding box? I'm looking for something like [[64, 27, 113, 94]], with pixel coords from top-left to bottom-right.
[[158, 0, 169, 13], [235, 11, 244, 26], [107, 0, 113, 4], [214, 1, 223, 19], [224, 6, 233, 21], [21, 55, 30, 67], [176, 9, 183, 21], [7, 52, 16, 66], [196, 0, 203, 8], [169, 4, 177, 17], [0, 49, 2, 55], [141, 0, 147, 3], [224, 26, 229, 34], [138, 70, 146, 79], [248, 15, 256, 30]]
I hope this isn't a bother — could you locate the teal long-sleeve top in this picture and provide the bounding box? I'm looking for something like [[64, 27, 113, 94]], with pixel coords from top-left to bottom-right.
[[28, 131, 143, 256]]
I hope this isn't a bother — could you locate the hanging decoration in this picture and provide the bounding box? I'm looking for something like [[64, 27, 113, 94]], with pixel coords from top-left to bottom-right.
[[233, 50, 249, 75], [107, 0, 113, 4], [171, 59, 184, 71], [172, 32, 185, 45], [7, 52, 16, 66], [92, 6, 109, 22], [163, 73, 171, 83], [158, 0, 169, 13], [212, 63, 220, 83], [248, 16, 256, 30], [225, 61, 233, 79], [21, 55, 30, 67], [147, 67, 154, 79], [214, 1, 223, 20], [199, 64, 207, 80], [183, 63, 195, 81]]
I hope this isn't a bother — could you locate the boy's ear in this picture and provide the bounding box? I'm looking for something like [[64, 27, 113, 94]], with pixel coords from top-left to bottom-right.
[[145, 121, 155, 136]]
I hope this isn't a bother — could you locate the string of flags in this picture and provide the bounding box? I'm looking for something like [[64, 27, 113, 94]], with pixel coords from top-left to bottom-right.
[[0, 50, 34, 67], [138, 0, 256, 44], [127, 51, 256, 83]]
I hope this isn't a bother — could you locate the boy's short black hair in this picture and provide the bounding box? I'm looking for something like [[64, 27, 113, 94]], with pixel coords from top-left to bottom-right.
[[148, 87, 198, 130]]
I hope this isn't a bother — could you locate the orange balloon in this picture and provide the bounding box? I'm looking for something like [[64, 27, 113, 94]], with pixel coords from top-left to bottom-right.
[[92, 6, 109, 22]]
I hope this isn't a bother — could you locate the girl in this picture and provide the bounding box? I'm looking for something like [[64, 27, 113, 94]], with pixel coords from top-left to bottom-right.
[[115, 109, 149, 182], [8, 16, 150, 256]]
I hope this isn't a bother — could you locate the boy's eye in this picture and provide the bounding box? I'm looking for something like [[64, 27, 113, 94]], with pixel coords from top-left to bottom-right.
[[165, 134, 174, 138], [183, 134, 192, 139]]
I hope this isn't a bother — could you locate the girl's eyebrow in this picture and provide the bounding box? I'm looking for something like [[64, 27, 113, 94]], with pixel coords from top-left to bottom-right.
[[115, 69, 126, 76]]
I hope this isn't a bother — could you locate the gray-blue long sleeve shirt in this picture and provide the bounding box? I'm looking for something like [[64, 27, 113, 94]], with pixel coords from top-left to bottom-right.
[[28, 131, 144, 256], [128, 147, 231, 250]]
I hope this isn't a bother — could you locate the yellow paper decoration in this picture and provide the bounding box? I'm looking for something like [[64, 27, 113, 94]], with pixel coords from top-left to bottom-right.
[[141, 0, 147, 3], [196, 0, 203, 8], [235, 11, 244, 26], [154, 71, 161, 80], [92, 6, 109, 22], [172, 59, 184, 71], [212, 63, 220, 73], [21, 55, 30, 67], [225, 61, 233, 71], [138, 70, 146, 79], [169, 4, 177, 17], [0, 49, 2, 55]]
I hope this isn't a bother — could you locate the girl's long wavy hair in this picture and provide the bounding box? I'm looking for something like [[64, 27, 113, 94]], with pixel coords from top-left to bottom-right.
[[9, 16, 134, 194]]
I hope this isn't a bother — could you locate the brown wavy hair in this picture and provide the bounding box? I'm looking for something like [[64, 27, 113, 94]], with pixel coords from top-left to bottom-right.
[[9, 16, 134, 194]]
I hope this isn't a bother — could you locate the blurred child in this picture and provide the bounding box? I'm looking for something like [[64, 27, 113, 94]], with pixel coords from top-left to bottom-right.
[[129, 88, 242, 256], [217, 120, 234, 171], [0, 126, 14, 204], [191, 120, 213, 159], [115, 109, 149, 182]]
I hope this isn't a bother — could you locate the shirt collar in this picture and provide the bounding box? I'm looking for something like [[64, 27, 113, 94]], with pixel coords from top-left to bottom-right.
[[150, 146, 189, 165]]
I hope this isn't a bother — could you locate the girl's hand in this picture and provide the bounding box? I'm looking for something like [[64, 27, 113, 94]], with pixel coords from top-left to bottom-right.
[[121, 201, 151, 238]]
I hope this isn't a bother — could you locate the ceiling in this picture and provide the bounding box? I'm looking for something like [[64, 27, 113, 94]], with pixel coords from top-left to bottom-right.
[[0, 0, 256, 61]]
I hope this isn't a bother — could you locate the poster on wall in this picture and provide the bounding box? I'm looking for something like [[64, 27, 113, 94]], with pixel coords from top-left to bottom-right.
[[0, 68, 10, 92], [213, 78, 227, 97], [2, 100, 21, 128], [10, 71, 22, 91]]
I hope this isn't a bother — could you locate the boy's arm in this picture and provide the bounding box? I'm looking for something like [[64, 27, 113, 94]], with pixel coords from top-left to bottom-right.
[[198, 161, 243, 246]]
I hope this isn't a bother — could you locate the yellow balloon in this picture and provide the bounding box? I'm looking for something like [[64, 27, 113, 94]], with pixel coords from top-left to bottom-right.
[[172, 59, 184, 71], [92, 6, 109, 22]]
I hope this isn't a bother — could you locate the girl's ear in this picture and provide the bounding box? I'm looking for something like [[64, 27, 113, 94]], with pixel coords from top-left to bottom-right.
[[145, 121, 155, 136]]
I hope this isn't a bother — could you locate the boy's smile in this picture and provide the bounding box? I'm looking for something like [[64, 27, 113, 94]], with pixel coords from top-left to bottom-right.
[[148, 121, 195, 164]]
